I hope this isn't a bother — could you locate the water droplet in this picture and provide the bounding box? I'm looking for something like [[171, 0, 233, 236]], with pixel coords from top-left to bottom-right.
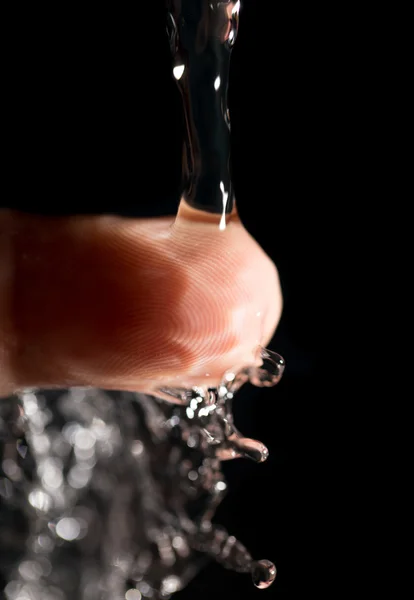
[[190, 398, 199, 410], [252, 560, 277, 589], [249, 348, 285, 387]]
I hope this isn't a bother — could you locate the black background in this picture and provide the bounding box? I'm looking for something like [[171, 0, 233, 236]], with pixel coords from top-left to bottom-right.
[[1, 1, 331, 597]]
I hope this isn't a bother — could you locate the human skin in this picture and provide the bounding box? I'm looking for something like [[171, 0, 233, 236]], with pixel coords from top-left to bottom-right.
[[0, 204, 282, 397]]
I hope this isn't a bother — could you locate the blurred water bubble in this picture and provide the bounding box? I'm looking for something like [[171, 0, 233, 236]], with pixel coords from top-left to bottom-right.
[[172, 536, 189, 558], [68, 464, 92, 489], [36, 557, 52, 577], [51, 435, 71, 458], [31, 434, 51, 455], [22, 395, 38, 416], [188, 470, 198, 482], [32, 534, 55, 553], [215, 481, 227, 492], [44, 585, 66, 600], [74, 445, 95, 461], [40, 460, 63, 490], [55, 517, 81, 541], [125, 590, 142, 600], [90, 417, 111, 440], [28, 410, 50, 433], [0, 476, 13, 498], [186, 435, 197, 448], [18, 561, 43, 582], [28, 489, 52, 512], [2, 459, 22, 481], [168, 415, 180, 427], [74, 428, 96, 451], [136, 582, 151, 596], [4, 580, 21, 599], [161, 575, 182, 595], [62, 422, 82, 444], [14, 582, 42, 600], [130, 440, 144, 457]]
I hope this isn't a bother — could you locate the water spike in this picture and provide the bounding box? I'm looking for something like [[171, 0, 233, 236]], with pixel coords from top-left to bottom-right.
[[230, 436, 269, 463]]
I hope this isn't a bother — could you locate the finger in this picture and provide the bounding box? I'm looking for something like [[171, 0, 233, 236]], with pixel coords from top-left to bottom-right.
[[0, 209, 282, 397]]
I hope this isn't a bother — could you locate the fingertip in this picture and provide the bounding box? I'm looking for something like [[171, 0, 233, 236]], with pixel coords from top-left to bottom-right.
[[1, 208, 282, 398]]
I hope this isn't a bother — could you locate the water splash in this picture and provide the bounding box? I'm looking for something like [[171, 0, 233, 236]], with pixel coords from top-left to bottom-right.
[[0, 348, 284, 598]]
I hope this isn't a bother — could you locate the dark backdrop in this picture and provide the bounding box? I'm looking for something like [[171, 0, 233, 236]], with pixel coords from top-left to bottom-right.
[[1, 2, 327, 597]]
